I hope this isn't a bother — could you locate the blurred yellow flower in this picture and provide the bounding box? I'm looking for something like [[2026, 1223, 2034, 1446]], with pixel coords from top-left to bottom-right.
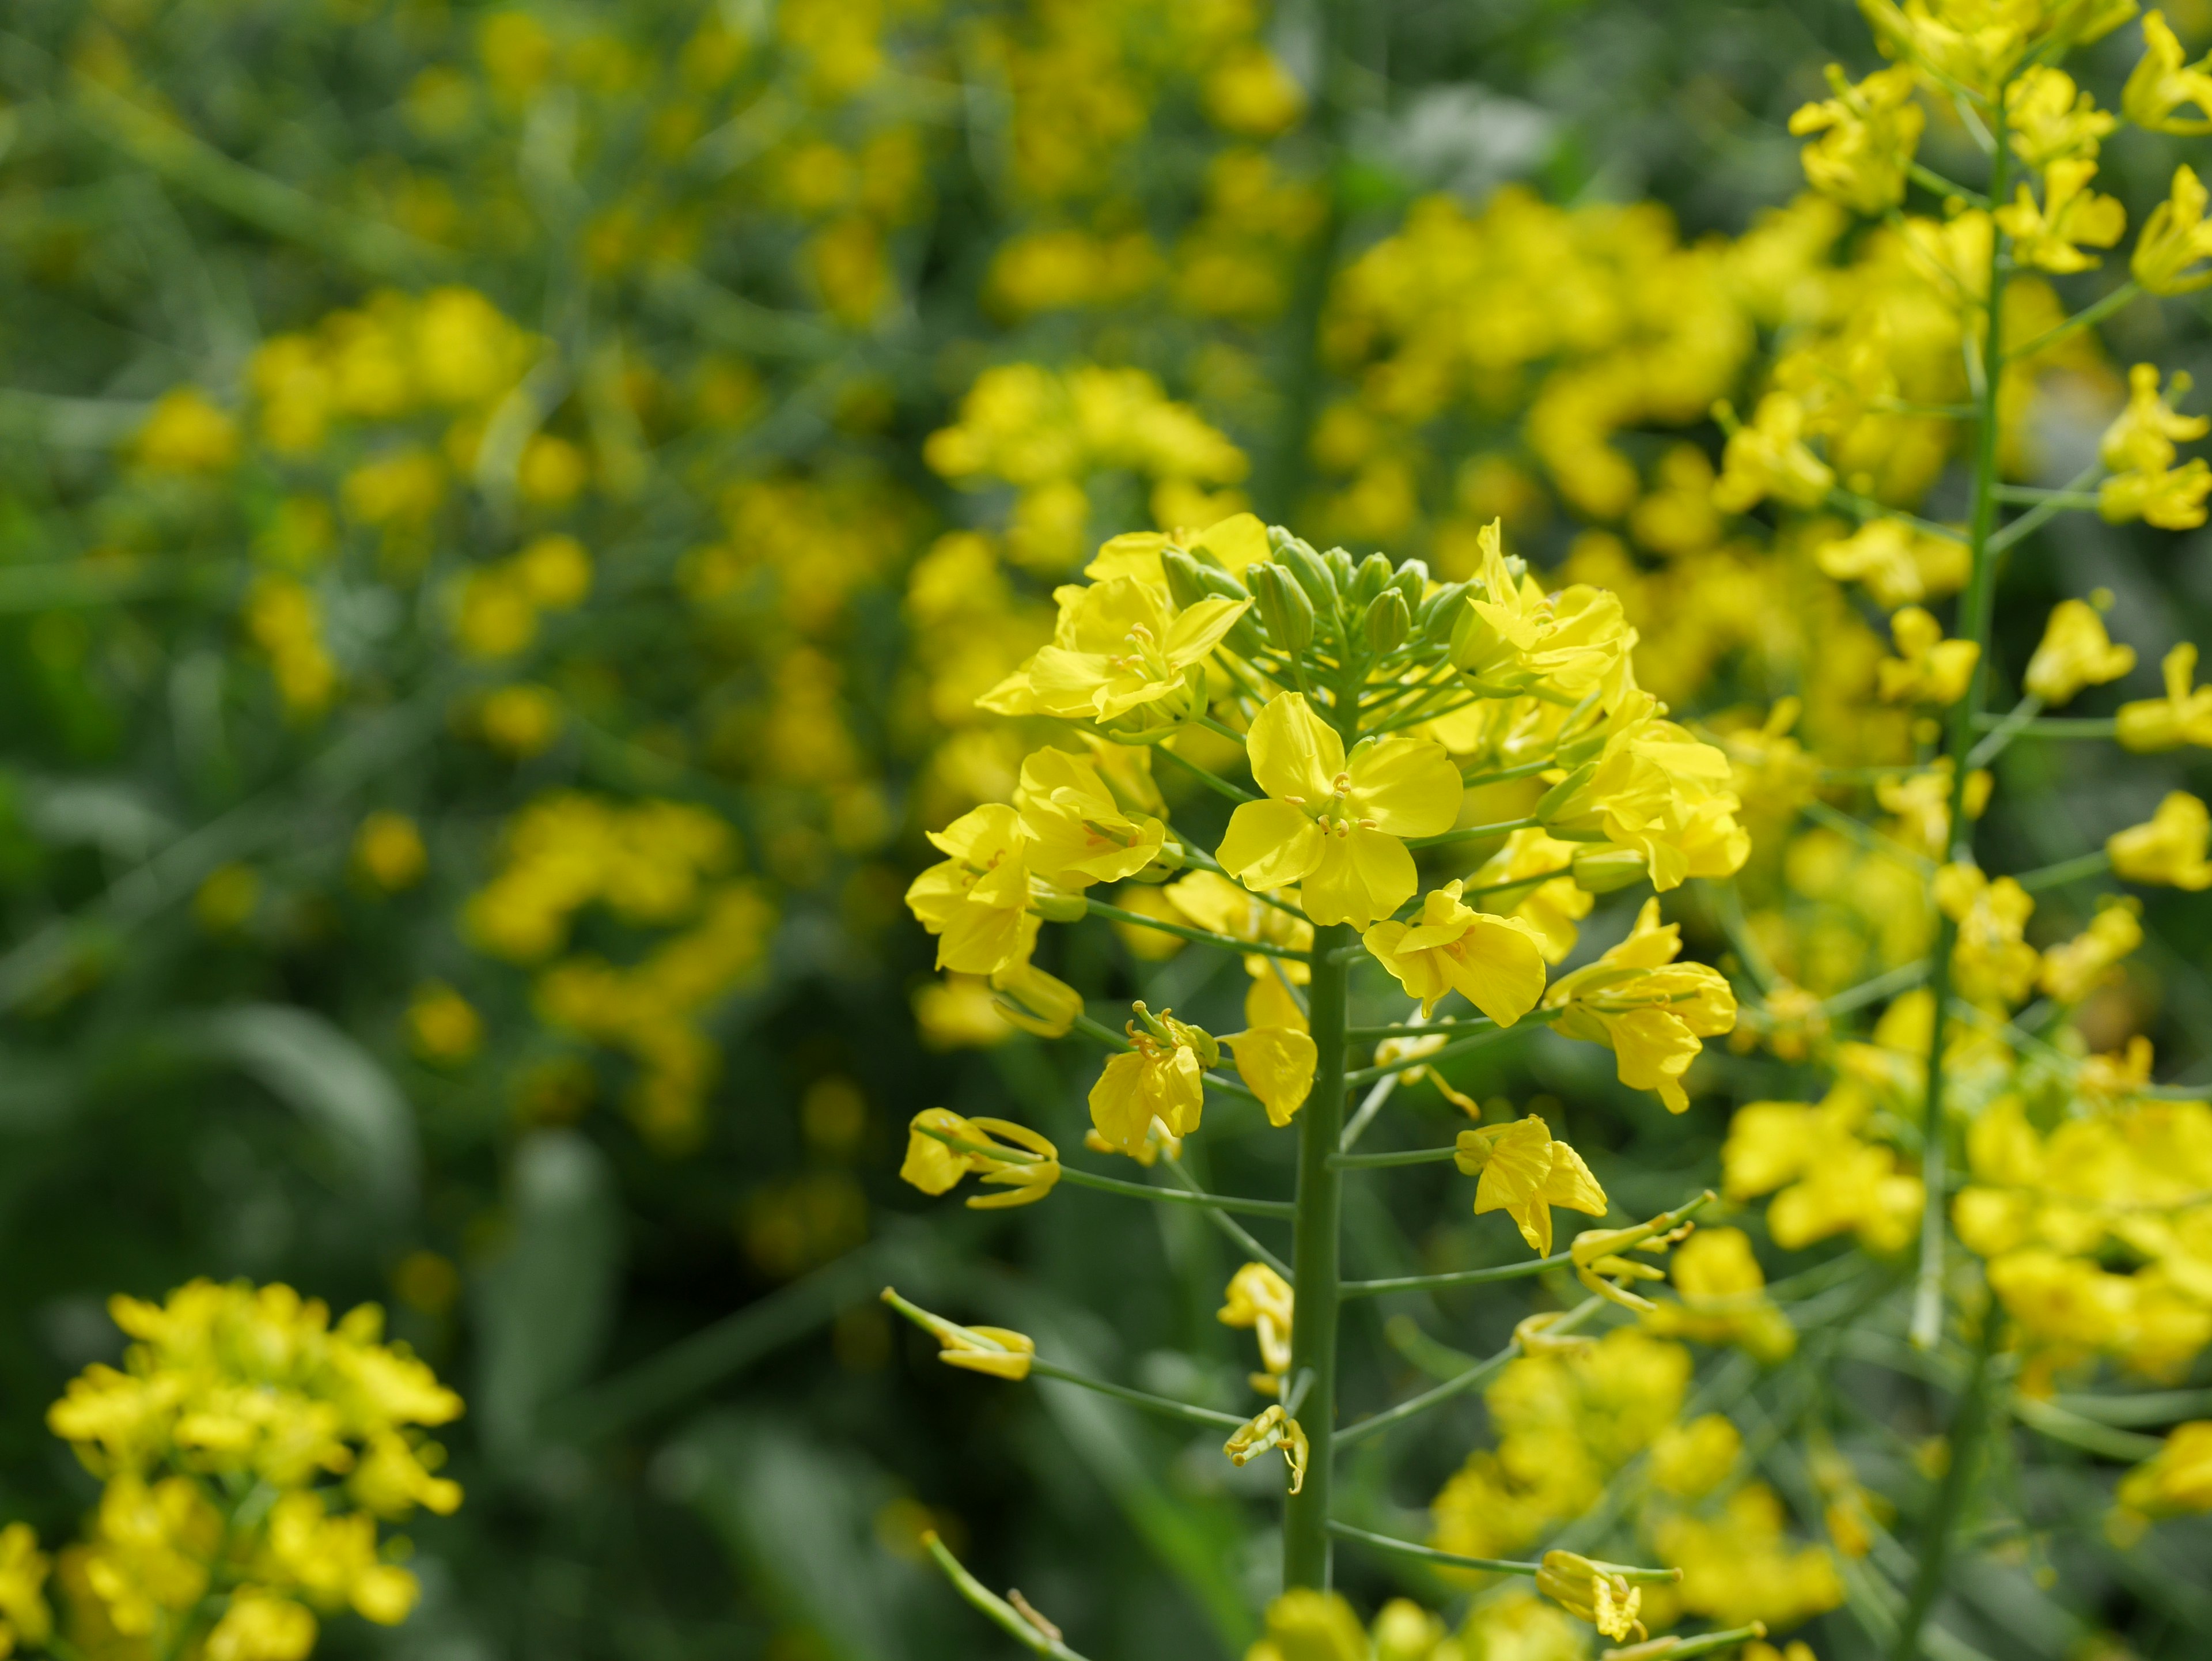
[[2108, 790, 2212, 887], [406, 981, 483, 1063], [354, 812, 427, 891], [2024, 598, 2136, 705], [2116, 645, 2212, 751], [1995, 158, 2124, 274], [2124, 10, 2212, 133], [1789, 64, 1923, 214], [1876, 606, 1979, 705]]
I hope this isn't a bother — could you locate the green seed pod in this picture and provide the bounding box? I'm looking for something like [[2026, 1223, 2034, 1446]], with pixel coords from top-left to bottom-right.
[[1251, 562, 1316, 652], [1349, 552, 1395, 607], [1276, 543, 1338, 610], [1161, 547, 1212, 611], [1365, 587, 1411, 654]]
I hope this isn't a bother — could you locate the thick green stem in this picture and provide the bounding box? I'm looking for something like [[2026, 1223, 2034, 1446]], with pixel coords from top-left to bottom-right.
[[1282, 920, 1351, 1590], [1914, 94, 2010, 1359]]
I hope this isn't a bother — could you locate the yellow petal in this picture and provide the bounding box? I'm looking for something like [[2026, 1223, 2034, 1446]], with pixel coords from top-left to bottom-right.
[[1247, 692, 1344, 804], [1474, 1115, 1560, 1255], [1345, 734, 1463, 837], [900, 1108, 976, 1195], [1537, 1137, 1608, 1217], [1218, 800, 1327, 891], [1226, 1026, 1317, 1126], [1444, 912, 1550, 1026], [1162, 595, 1253, 665]]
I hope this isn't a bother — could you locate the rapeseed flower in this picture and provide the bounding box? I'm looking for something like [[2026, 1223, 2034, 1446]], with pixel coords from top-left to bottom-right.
[[904, 804, 1034, 974], [2133, 164, 2212, 294], [1363, 881, 1549, 1022], [2116, 645, 2212, 751], [1089, 1004, 1216, 1155], [1544, 900, 1737, 1111], [1876, 606, 1979, 705], [2124, 11, 2212, 134], [2024, 598, 2137, 704], [2109, 790, 2212, 886], [1219, 1262, 1294, 1394], [1454, 1115, 1607, 1256], [1994, 158, 2124, 274], [1790, 65, 1924, 214], [899, 1109, 1062, 1208]]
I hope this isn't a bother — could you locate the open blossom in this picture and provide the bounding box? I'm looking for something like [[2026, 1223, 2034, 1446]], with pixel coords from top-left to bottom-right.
[[2040, 899, 2143, 1004], [2024, 599, 2135, 705], [1544, 899, 1737, 1112], [2007, 66, 2115, 167], [1789, 64, 1923, 214], [985, 574, 1248, 723], [2133, 164, 2212, 295], [1454, 1115, 1607, 1257], [1362, 880, 1549, 1022], [1933, 864, 2039, 1008], [1223, 972, 1317, 1126], [1534, 695, 1749, 891], [2117, 1421, 2212, 1520], [1876, 606, 1979, 705], [1089, 1003, 1217, 1155], [1814, 517, 1968, 608], [1215, 691, 1461, 928], [1448, 521, 1634, 699], [1994, 158, 2124, 274], [2124, 10, 2212, 134], [2117, 644, 2212, 751], [1465, 827, 1593, 962], [904, 804, 1033, 973], [1013, 745, 1166, 888], [1712, 392, 1834, 514], [900, 1108, 1062, 1208], [2109, 791, 2212, 887]]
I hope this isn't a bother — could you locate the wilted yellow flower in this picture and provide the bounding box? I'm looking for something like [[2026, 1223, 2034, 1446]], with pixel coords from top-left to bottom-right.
[[1789, 64, 1924, 215], [2108, 790, 2212, 887], [1877, 606, 1979, 705], [1216, 691, 1460, 928], [2124, 11, 2212, 134], [899, 1108, 1061, 1209], [1713, 393, 1835, 515], [1934, 864, 2039, 1008], [1454, 1115, 1607, 1256], [1994, 158, 2124, 274], [1363, 880, 1550, 1022], [1219, 1262, 1294, 1393], [2117, 645, 2212, 751], [2040, 899, 2142, 1002], [904, 804, 1033, 974], [1535, 1552, 1646, 1643], [2133, 164, 2212, 294], [989, 956, 1084, 1039], [2008, 66, 2116, 167], [1222, 1404, 1308, 1492], [1544, 899, 1737, 1112], [2024, 599, 2137, 705], [1089, 1004, 1217, 1155], [1013, 746, 1167, 888]]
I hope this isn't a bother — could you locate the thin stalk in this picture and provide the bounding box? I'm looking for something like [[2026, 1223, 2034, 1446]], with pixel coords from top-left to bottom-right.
[[1908, 160, 1988, 206], [2005, 279, 2137, 362], [1963, 693, 2042, 769], [1282, 920, 1352, 1590], [1162, 1150, 1294, 1281], [2013, 849, 2110, 892], [1889, 1314, 2004, 1661], [1820, 958, 1932, 1017], [1328, 1144, 1461, 1171], [1990, 486, 2097, 507], [1965, 713, 2115, 739], [923, 1532, 1096, 1660], [1336, 1072, 1399, 1153], [1342, 1012, 1556, 1085], [1055, 1166, 1294, 1217], [1338, 1251, 1568, 1299], [1916, 93, 2010, 1354], [1459, 755, 1562, 788], [1988, 461, 2101, 555], [1404, 816, 1542, 851], [1801, 798, 1937, 875], [1324, 1520, 1679, 1584], [1335, 1296, 1603, 1447], [1153, 743, 1256, 804], [1028, 1357, 1250, 1428], [1081, 899, 1307, 960]]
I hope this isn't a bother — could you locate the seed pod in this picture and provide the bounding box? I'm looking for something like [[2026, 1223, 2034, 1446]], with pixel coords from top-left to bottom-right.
[[1161, 548, 1212, 611], [1251, 562, 1316, 652], [1365, 588, 1411, 654], [1349, 552, 1395, 607], [1276, 543, 1338, 610]]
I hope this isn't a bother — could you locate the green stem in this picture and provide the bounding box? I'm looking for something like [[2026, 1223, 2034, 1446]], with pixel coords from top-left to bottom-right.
[[1327, 1145, 1462, 1170], [1081, 899, 1307, 960], [1153, 742, 1256, 804], [1162, 1151, 1294, 1281], [2013, 849, 2111, 892], [1335, 1296, 1602, 1447], [1055, 1166, 1293, 1216], [1889, 1314, 2003, 1661], [1338, 1251, 1568, 1298], [1908, 159, 1988, 206], [923, 1532, 1096, 1660], [1403, 816, 1542, 851], [1341, 1012, 1555, 1085], [1987, 461, 2101, 555], [1966, 712, 2115, 738], [1963, 693, 2043, 769], [1028, 1357, 1249, 1428], [1990, 486, 2097, 507], [1282, 920, 1352, 1590], [1915, 88, 2012, 1358], [2005, 279, 2138, 362]]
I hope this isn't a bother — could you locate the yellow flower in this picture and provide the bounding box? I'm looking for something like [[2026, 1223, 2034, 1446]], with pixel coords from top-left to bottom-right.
[[1543, 899, 1737, 1112], [1713, 393, 1835, 515], [1535, 1552, 1646, 1643], [879, 1288, 1037, 1381], [1877, 759, 1990, 857], [2117, 645, 2212, 751], [1245, 1590, 1368, 1661], [1465, 827, 1593, 963], [1533, 695, 1749, 892], [2124, 10, 2212, 134], [1640, 1227, 1797, 1363], [1018, 576, 1249, 723], [1165, 869, 1313, 979], [1089, 1004, 1217, 1155], [2133, 164, 2212, 294], [204, 1590, 316, 1661], [353, 812, 427, 891], [2040, 899, 2143, 1002], [1789, 64, 1924, 215], [1876, 606, 1979, 705], [1453, 1115, 1608, 1256], [135, 387, 241, 472], [1219, 1261, 1294, 1392], [1363, 881, 1550, 1022], [1216, 691, 1461, 928], [1650, 1414, 1744, 1499], [2104, 365, 2209, 476], [1724, 1096, 1926, 1253], [1013, 746, 1167, 888], [898, 1109, 1062, 1209], [2117, 1420, 2212, 1518], [1814, 517, 1969, 608], [406, 981, 483, 1064], [904, 804, 1034, 974], [2008, 66, 2116, 167], [1933, 864, 2040, 1008], [988, 956, 1084, 1039], [1654, 1482, 1844, 1632], [1223, 976, 1317, 1126], [1994, 158, 2124, 274], [0, 1524, 51, 1655], [2023, 599, 2137, 705], [1448, 521, 1635, 698], [1222, 1404, 1309, 1493], [2109, 790, 2212, 887], [479, 684, 563, 756]]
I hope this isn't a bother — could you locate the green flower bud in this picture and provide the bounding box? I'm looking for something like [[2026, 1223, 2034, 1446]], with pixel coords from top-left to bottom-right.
[[1391, 559, 1429, 608], [1570, 844, 1650, 893], [1251, 562, 1316, 652], [1323, 547, 1358, 592], [1416, 581, 1469, 642], [1032, 887, 1089, 923], [1349, 551, 1395, 607], [1365, 587, 1411, 654], [1161, 548, 1212, 611], [1276, 542, 1338, 609]]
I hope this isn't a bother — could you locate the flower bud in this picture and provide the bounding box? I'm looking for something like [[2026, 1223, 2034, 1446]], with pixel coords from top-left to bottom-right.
[[1251, 562, 1316, 652], [1364, 588, 1411, 654], [1323, 546, 1358, 593], [1160, 547, 1213, 611], [1031, 887, 1089, 923], [1349, 551, 1395, 607], [1416, 580, 1469, 642], [1390, 559, 1429, 608], [1277, 542, 1339, 609], [1571, 844, 1649, 893]]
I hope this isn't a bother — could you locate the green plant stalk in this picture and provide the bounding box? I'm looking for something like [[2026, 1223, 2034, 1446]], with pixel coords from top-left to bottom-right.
[[1888, 1315, 2003, 1661], [1282, 920, 1352, 1590], [1912, 93, 2010, 1361]]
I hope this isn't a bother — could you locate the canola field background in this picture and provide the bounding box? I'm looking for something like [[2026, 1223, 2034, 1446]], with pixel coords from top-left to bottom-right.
[[2, 0, 2212, 1658]]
